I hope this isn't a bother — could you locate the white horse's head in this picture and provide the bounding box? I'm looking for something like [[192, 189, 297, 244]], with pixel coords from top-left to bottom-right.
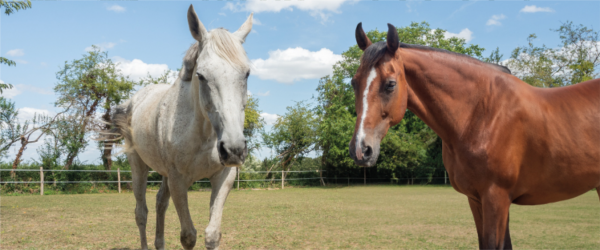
[[184, 5, 252, 166]]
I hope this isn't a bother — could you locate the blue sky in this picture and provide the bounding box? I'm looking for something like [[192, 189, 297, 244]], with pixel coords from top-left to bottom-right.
[[2, 0, 599, 164]]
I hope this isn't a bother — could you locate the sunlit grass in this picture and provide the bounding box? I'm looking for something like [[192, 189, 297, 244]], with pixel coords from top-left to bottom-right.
[[2, 186, 598, 249]]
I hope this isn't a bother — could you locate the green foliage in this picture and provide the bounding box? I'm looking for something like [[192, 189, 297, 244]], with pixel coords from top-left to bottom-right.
[[0, 97, 20, 159], [53, 45, 137, 169], [0, 0, 30, 15], [316, 21, 482, 183], [262, 101, 318, 172], [244, 95, 265, 154], [508, 21, 599, 87]]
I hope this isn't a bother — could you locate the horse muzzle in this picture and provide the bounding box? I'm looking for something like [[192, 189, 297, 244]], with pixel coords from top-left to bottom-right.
[[217, 139, 247, 166], [349, 140, 380, 167]]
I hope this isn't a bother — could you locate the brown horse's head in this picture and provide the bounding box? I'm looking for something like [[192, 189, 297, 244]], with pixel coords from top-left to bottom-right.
[[349, 23, 408, 167]]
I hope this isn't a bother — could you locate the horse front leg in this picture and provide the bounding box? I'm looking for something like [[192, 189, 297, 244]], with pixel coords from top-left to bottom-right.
[[167, 170, 197, 250], [481, 186, 511, 249], [206, 167, 236, 250], [155, 176, 171, 250], [128, 152, 150, 250], [468, 197, 484, 248]]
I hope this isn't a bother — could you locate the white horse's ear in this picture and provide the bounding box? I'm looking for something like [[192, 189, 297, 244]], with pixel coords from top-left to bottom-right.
[[187, 4, 208, 42], [233, 13, 253, 43]]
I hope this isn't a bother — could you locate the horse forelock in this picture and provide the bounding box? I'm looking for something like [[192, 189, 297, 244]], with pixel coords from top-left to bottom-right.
[[208, 29, 249, 70], [180, 29, 249, 81]]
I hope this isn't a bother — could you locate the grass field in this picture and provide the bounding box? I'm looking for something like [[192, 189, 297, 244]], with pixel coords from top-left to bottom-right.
[[1, 186, 598, 249]]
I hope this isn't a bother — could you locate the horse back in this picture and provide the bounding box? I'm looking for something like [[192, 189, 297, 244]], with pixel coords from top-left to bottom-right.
[[505, 78, 600, 204]]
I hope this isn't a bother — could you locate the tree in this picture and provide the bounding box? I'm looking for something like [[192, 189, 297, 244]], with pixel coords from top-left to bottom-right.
[[316, 22, 485, 183], [244, 95, 265, 155], [10, 111, 68, 174], [262, 101, 318, 181], [508, 21, 599, 87], [54, 46, 136, 169], [0, 97, 20, 159]]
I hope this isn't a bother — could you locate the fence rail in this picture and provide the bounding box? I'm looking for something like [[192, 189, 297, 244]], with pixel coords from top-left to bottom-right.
[[0, 168, 328, 195], [2, 168, 450, 196]]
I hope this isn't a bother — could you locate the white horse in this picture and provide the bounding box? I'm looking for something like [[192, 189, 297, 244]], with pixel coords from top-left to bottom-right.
[[108, 5, 252, 250]]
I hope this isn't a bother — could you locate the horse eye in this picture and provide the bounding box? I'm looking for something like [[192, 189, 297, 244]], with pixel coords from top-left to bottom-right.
[[196, 73, 206, 81], [245, 71, 250, 79], [386, 81, 397, 91]]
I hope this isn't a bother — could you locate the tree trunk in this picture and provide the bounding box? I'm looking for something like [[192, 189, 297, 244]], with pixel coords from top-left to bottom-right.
[[11, 136, 27, 178]]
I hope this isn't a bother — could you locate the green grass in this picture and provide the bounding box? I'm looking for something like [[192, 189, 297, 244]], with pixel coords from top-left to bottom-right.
[[1, 186, 598, 249]]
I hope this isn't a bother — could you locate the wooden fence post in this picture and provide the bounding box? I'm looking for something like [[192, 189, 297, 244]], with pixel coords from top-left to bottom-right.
[[444, 170, 447, 185], [118, 168, 121, 193], [281, 170, 284, 190], [364, 167, 366, 186], [40, 167, 44, 196], [237, 168, 239, 191]]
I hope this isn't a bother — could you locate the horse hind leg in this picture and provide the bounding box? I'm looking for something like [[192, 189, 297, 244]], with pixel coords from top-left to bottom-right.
[[128, 151, 150, 250], [155, 176, 171, 250]]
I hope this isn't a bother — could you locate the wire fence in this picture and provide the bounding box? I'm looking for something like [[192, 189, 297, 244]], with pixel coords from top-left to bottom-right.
[[0, 168, 328, 195], [0, 168, 450, 196]]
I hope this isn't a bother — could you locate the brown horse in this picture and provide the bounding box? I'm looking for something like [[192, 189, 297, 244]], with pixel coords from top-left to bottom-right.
[[348, 23, 600, 249]]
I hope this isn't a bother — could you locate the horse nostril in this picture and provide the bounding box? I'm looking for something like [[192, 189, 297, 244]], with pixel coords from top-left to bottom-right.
[[364, 146, 373, 159], [218, 141, 229, 160]]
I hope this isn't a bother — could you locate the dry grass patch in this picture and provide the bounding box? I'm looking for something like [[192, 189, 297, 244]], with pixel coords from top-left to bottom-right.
[[1, 186, 598, 249]]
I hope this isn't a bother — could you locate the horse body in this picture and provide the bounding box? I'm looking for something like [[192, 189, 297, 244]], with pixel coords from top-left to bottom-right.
[[350, 23, 600, 249], [127, 81, 222, 180], [108, 5, 253, 250]]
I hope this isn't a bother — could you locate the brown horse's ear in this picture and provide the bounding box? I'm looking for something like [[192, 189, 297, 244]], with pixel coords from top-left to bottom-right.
[[356, 22, 372, 51], [386, 23, 399, 55]]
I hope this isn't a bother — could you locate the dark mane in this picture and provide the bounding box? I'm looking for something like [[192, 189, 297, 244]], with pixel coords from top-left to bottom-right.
[[360, 41, 512, 74]]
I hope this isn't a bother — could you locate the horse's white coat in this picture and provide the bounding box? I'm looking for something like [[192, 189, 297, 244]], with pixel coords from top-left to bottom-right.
[[114, 5, 253, 250], [356, 67, 377, 157]]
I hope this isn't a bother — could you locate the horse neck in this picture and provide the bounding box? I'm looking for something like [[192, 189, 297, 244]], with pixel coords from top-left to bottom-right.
[[172, 77, 215, 141], [400, 48, 505, 142]]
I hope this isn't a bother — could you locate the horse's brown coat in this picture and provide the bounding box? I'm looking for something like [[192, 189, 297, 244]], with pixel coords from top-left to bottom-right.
[[349, 23, 600, 249]]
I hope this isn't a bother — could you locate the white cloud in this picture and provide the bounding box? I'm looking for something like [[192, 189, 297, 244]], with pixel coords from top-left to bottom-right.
[[225, 0, 356, 23], [443, 28, 473, 43], [486, 14, 506, 26], [85, 42, 117, 52], [107, 5, 125, 13], [260, 112, 279, 125], [251, 47, 342, 84], [113, 56, 178, 83], [218, 12, 227, 17], [252, 16, 262, 25], [18, 107, 51, 122], [13, 59, 27, 64], [6, 49, 24, 57], [254, 91, 270, 97], [520, 5, 554, 13], [0, 80, 21, 99]]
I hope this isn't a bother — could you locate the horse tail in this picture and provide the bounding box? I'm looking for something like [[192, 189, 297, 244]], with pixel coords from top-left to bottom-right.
[[96, 100, 134, 155]]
